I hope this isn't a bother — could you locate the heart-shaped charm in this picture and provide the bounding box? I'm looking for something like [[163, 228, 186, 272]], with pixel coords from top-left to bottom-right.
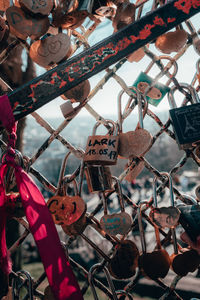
[[109, 240, 139, 279], [171, 249, 200, 276], [150, 206, 180, 228], [138, 249, 170, 279], [47, 195, 86, 226], [155, 29, 188, 54], [6, 6, 50, 40], [19, 0, 54, 16], [30, 33, 72, 67], [118, 128, 152, 159], [61, 79, 91, 102], [100, 211, 132, 236]]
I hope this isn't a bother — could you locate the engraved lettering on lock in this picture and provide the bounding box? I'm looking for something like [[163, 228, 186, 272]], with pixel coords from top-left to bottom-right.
[[11, 12, 23, 24]]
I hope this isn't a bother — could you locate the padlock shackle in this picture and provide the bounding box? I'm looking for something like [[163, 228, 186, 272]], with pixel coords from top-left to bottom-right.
[[88, 263, 118, 300], [168, 83, 200, 109], [137, 203, 147, 254], [117, 87, 143, 131], [92, 119, 118, 136], [12, 270, 34, 300], [153, 173, 175, 208], [112, 176, 125, 212]]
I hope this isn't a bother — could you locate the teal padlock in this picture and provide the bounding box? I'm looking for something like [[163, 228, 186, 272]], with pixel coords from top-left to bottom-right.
[[132, 56, 177, 106]]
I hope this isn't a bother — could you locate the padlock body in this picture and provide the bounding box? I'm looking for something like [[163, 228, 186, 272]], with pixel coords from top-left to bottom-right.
[[84, 135, 119, 165], [132, 72, 170, 106], [85, 165, 113, 193], [170, 103, 200, 149]]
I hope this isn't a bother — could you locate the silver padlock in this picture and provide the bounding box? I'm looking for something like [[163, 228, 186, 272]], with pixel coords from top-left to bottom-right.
[[168, 83, 200, 149]]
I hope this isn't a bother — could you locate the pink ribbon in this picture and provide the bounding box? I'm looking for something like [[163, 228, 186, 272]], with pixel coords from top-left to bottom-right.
[[0, 95, 83, 300]]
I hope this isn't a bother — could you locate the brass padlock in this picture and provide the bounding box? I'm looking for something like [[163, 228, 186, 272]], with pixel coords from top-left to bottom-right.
[[108, 240, 139, 279], [155, 28, 188, 54], [19, 0, 54, 16], [118, 87, 152, 159], [6, 6, 50, 40], [29, 33, 72, 68], [84, 164, 113, 193], [61, 79, 91, 102], [84, 120, 119, 165], [168, 83, 200, 149], [112, 2, 136, 32], [100, 176, 132, 236], [132, 55, 177, 106], [137, 204, 171, 279]]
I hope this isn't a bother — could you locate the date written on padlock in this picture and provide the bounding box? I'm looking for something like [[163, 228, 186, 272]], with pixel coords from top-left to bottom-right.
[[84, 120, 119, 165]]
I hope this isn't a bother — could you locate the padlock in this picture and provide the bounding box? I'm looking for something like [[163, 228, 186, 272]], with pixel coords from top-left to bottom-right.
[[0, 0, 10, 11], [132, 56, 177, 106], [137, 203, 171, 279], [60, 100, 74, 118], [19, 0, 54, 16], [52, 0, 92, 29], [118, 87, 152, 159], [88, 263, 118, 300], [12, 270, 34, 300], [127, 44, 149, 63], [100, 176, 132, 236], [124, 158, 145, 182], [84, 164, 113, 193], [47, 152, 87, 232], [150, 173, 181, 229], [61, 79, 91, 102], [155, 29, 188, 54], [84, 120, 119, 165], [6, 6, 50, 40], [168, 83, 200, 149], [112, 2, 136, 32], [29, 32, 72, 68], [108, 240, 139, 279]]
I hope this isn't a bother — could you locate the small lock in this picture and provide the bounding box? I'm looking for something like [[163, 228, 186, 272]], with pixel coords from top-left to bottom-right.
[[137, 203, 171, 279], [84, 164, 113, 193], [29, 33, 72, 68], [118, 87, 152, 159], [112, 2, 136, 32], [84, 120, 119, 165], [47, 152, 87, 230], [61, 79, 91, 102], [168, 83, 200, 149], [132, 55, 177, 106], [6, 6, 50, 40], [150, 173, 181, 229], [19, 0, 54, 16], [60, 100, 74, 118], [108, 240, 139, 279], [155, 29, 188, 54], [100, 176, 132, 236]]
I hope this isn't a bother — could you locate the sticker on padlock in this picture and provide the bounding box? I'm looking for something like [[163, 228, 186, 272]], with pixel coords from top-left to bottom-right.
[[137, 203, 171, 279], [47, 152, 87, 229], [100, 176, 132, 236], [108, 240, 139, 279], [118, 87, 152, 159], [150, 173, 181, 229], [84, 164, 113, 193], [132, 56, 178, 106], [84, 120, 119, 165], [29, 33, 72, 68], [168, 83, 200, 149], [19, 0, 54, 16]]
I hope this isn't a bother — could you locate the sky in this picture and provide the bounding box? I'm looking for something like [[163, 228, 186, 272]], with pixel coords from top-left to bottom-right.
[[34, 10, 200, 120]]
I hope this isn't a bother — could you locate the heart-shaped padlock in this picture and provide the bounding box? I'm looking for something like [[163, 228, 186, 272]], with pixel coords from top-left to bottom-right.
[[137, 204, 171, 279], [19, 0, 54, 16], [100, 177, 132, 236], [29, 33, 72, 68], [155, 29, 188, 54], [6, 6, 50, 40], [108, 240, 139, 279], [118, 87, 152, 159], [170, 248, 200, 276], [61, 79, 91, 102]]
